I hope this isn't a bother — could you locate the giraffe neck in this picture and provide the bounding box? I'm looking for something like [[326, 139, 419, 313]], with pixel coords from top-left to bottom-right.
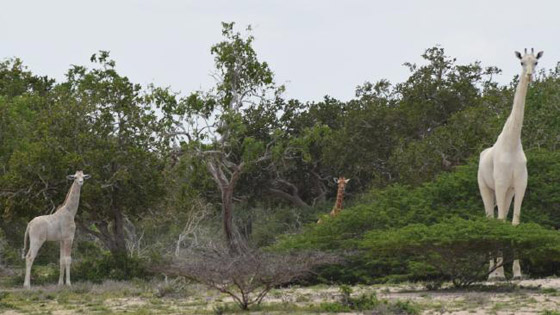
[[56, 181, 81, 217], [332, 185, 345, 215], [498, 72, 530, 148]]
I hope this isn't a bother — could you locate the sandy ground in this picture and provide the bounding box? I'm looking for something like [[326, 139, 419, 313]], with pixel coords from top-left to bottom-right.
[[1, 278, 559, 314]]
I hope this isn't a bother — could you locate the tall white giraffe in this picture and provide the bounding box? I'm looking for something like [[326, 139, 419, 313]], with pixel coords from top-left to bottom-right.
[[22, 171, 91, 288], [478, 48, 542, 280]]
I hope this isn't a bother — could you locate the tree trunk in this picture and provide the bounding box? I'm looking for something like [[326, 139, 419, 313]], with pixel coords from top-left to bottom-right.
[[111, 207, 127, 256], [222, 185, 235, 252], [88, 217, 127, 256]]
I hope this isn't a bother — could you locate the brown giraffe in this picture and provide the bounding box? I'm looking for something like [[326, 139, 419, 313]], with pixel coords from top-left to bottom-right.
[[317, 177, 350, 223]]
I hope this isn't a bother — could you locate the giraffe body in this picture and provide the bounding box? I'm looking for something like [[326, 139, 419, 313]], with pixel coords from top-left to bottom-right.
[[477, 49, 542, 280], [22, 171, 90, 288]]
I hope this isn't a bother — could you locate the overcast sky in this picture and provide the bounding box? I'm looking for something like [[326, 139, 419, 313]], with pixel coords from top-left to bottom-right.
[[2, 0, 559, 102]]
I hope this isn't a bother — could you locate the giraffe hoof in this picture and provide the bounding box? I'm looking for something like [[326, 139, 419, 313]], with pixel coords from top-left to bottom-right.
[[488, 276, 506, 282]]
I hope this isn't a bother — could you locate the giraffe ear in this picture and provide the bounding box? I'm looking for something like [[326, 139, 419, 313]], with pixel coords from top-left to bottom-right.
[[83, 174, 91, 179], [344, 179, 351, 184], [515, 51, 522, 59], [67, 175, 76, 180], [536, 51, 544, 59], [333, 177, 339, 183]]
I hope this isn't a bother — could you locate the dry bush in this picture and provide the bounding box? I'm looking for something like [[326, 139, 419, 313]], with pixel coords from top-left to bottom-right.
[[157, 242, 340, 310]]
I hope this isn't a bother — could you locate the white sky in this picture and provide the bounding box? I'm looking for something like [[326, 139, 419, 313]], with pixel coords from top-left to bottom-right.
[[2, 0, 559, 102]]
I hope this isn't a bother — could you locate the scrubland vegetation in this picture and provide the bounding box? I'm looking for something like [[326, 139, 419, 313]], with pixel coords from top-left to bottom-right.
[[1, 22, 560, 313]]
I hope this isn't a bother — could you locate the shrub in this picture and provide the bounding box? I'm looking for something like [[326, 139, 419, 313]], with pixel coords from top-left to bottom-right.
[[361, 218, 560, 287], [72, 252, 149, 283], [158, 242, 340, 310], [391, 300, 420, 314]]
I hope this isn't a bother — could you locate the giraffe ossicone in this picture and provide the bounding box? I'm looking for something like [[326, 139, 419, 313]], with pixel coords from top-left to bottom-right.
[[477, 48, 542, 281], [22, 170, 91, 288]]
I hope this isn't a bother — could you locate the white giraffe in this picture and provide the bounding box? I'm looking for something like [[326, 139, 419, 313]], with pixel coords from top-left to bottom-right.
[[22, 171, 91, 288], [478, 48, 542, 280]]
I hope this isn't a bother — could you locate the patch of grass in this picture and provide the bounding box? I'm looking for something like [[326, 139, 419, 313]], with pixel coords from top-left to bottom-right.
[[295, 294, 310, 302], [491, 302, 508, 312], [318, 301, 351, 312], [392, 300, 420, 314], [541, 287, 558, 295], [0, 292, 16, 311]]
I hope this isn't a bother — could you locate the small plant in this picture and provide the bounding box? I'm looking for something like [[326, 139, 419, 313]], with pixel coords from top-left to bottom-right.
[[392, 300, 420, 314], [319, 302, 350, 312], [350, 292, 380, 311], [338, 284, 353, 306], [322, 285, 380, 312], [213, 304, 235, 315], [154, 277, 188, 298], [0, 292, 13, 310], [424, 280, 443, 291], [541, 287, 558, 294]]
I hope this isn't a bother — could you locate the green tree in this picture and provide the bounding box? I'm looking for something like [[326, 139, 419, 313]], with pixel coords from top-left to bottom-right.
[[183, 22, 283, 251], [0, 52, 181, 258]]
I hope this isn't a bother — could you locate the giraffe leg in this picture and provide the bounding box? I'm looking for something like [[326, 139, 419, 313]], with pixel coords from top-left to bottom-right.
[[512, 260, 522, 280], [512, 174, 527, 227], [478, 183, 495, 219], [59, 241, 65, 285], [488, 188, 514, 281], [479, 182, 501, 280], [24, 238, 44, 288], [504, 188, 515, 220], [493, 183, 509, 280], [512, 175, 527, 280], [63, 239, 73, 286]]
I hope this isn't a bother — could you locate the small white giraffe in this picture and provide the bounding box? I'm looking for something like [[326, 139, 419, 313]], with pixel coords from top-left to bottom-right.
[[478, 48, 542, 280], [22, 171, 91, 288]]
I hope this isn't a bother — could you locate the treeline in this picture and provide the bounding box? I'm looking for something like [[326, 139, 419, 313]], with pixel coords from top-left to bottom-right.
[[1, 23, 560, 284]]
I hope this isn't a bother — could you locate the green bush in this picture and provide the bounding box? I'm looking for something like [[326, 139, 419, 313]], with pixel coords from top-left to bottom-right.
[[361, 218, 560, 287], [274, 149, 560, 283], [391, 300, 420, 315], [72, 252, 150, 283]]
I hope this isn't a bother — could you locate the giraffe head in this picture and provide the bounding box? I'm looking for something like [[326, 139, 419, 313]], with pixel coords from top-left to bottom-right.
[[515, 48, 543, 79], [335, 177, 350, 189], [67, 170, 91, 186]]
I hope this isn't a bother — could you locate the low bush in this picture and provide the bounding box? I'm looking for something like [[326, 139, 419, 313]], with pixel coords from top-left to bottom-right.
[[72, 252, 150, 283], [361, 218, 560, 287], [158, 242, 340, 310], [319, 286, 417, 314]]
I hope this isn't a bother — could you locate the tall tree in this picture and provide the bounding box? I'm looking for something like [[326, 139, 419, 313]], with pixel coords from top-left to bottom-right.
[[0, 52, 181, 257], [183, 22, 283, 251]]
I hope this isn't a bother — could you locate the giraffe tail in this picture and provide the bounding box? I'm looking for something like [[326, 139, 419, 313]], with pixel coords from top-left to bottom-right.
[[21, 224, 30, 260]]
